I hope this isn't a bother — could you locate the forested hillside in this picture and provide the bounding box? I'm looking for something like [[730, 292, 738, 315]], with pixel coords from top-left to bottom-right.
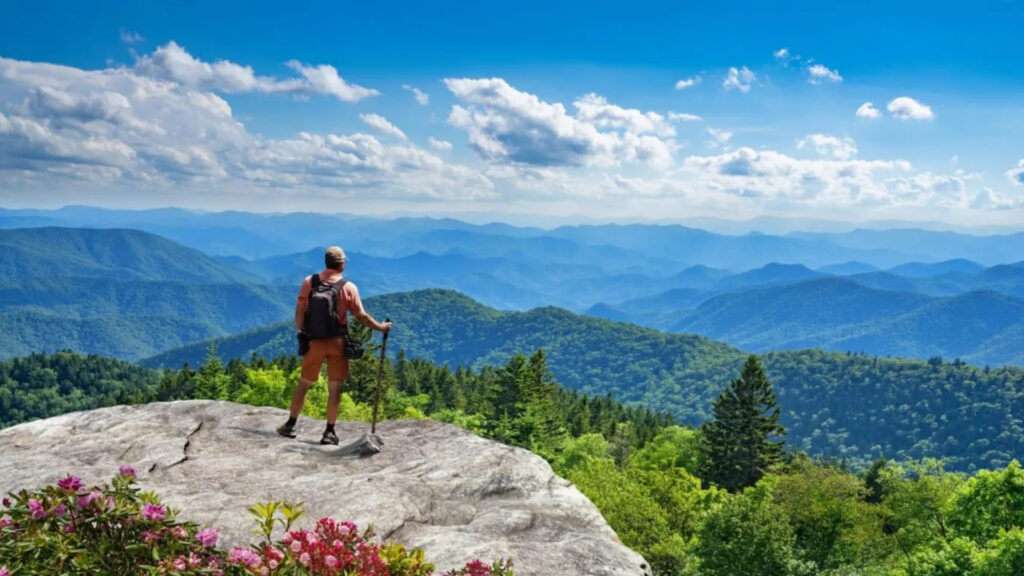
[[7, 350, 1024, 576], [146, 289, 1024, 471], [668, 279, 1024, 366], [0, 228, 294, 360], [0, 227, 244, 282]]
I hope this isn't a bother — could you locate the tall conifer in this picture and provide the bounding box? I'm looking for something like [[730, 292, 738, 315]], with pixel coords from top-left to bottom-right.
[[698, 354, 786, 492]]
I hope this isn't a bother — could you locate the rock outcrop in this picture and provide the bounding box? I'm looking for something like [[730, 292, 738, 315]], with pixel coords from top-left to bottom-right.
[[0, 401, 651, 576]]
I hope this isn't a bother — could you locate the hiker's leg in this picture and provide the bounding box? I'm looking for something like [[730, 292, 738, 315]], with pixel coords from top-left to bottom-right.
[[324, 341, 350, 426], [291, 341, 327, 418], [288, 378, 314, 419], [326, 380, 344, 425]]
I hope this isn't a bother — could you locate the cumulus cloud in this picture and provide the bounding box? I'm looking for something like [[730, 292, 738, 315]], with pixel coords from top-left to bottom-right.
[[856, 102, 881, 119], [403, 84, 429, 105], [668, 112, 702, 122], [971, 187, 1019, 210], [796, 134, 858, 160], [0, 53, 490, 199], [706, 127, 732, 147], [573, 93, 675, 137], [428, 137, 453, 150], [1009, 159, 1024, 186], [681, 147, 914, 205], [359, 113, 407, 140], [674, 76, 701, 90], [723, 66, 755, 93], [773, 48, 791, 65], [134, 41, 378, 102], [444, 77, 676, 169], [887, 97, 934, 121], [807, 64, 842, 84]]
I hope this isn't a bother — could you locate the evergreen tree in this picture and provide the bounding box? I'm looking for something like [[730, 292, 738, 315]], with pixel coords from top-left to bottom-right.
[[698, 354, 786, 492]]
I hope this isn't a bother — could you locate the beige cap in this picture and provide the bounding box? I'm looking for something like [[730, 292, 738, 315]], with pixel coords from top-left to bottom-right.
[[325, 246, 347, 269]]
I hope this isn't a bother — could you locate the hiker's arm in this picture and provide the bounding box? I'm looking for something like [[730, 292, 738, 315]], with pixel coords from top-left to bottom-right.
[[348, 284, 391, 332], [295, 277, 311, 332], [354, 310, 391, 332]]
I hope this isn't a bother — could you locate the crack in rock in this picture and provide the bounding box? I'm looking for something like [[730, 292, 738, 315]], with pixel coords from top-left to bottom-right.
[[166, 420, 204, 469]]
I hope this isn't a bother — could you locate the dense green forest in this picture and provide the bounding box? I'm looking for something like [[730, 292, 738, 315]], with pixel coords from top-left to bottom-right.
[[5, 349, 1024, 576], [147, 289, 1024, 471], [0, 227, 296, 360]]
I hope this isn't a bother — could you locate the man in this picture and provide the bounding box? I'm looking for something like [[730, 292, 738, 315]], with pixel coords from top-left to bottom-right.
[[276, 246, 391, 445]]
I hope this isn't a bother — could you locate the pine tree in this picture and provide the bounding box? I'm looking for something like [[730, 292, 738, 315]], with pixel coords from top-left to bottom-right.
[[193, 345, 224, 400], [698, 355, 786, 492]]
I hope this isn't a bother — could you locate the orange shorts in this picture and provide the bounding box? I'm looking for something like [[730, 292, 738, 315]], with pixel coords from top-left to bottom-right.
[[300, 337, 350, 382]]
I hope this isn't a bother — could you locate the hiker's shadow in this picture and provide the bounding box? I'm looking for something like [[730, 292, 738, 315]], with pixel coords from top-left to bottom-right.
[[228, 426, 379, 460]]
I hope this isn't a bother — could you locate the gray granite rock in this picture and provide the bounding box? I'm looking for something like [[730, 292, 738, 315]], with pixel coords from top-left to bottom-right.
[[0, 400, 652, 576]]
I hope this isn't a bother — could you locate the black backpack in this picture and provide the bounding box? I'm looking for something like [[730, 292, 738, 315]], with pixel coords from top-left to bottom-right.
[[304, 274, 348, 340]]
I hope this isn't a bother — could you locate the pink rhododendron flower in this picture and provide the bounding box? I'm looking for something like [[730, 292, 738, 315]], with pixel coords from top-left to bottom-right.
[[325, 554, 338, 567], [76, 490, 101, 509], [290, 540, 302, 553], [0, 565, 8, 576], [141, 503, 166, 521], [0, 515, 11, 528], [57, 476, 82, 492], [2, 498, 11, 507], [171, 525, 188, 539], [52, 504, 67, 518], [299, 552, 311, 565], [141, 530, 162, 543], [228, 547, 263, 567], [196, 527, 218, 548], [172, 556, 187, 571], [118, 465, 136, 478], [27, 498, 45, 520]]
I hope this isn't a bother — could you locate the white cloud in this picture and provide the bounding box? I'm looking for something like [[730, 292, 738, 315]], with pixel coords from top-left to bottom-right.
[[428, 137, 453, 150], [1009, 159, 1024, 186], [402, 84, 429, 105], [807, 64, 842, 84], [884, 173, 967, 206], [444, 77, 676, 169], [359, 113, 407, 140], [856, 102, 880, 119], [119, 29, 144, 44], [681, 147, 915, 206], [971, 187, 1019, 210], [134, 41, 378, 103], [887, 97, 934, 121], [706, 127, 732, 147], [573, 93, 675, 137], [773, 48, 791, 65], [796, 134, 858, 160], [723, 66, 755, 93], [674, 76, 701, 90], [0, 53, 490, 199], [668, 112, 702, 122]]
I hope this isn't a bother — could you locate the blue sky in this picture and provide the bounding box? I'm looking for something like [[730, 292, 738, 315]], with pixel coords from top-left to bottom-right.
[[0, 0, 1022, 227]]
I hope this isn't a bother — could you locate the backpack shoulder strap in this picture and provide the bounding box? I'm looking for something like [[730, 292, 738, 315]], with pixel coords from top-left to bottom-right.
[[310, 273, 322, 291], [328, 278, 349, 297]]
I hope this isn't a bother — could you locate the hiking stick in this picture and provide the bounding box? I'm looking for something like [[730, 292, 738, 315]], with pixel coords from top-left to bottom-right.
[[370, 318, 390, 434]]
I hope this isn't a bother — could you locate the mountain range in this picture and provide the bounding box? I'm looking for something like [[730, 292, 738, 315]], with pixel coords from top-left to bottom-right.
[[3, 221, 1024, 366], [143, 288, 1024, 472], [0, 227, 292, 360]]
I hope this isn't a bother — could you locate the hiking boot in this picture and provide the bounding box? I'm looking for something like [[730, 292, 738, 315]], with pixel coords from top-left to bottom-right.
[[320, 429, 339, 446], [276, 421, 297, 439]]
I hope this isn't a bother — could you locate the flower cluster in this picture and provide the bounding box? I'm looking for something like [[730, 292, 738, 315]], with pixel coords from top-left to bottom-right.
[[1, 469, 513, 576], [0, 470, 228, 575]]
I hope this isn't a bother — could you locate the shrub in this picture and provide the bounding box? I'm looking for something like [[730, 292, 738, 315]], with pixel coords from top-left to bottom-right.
[[0, 468, 512, 576]]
